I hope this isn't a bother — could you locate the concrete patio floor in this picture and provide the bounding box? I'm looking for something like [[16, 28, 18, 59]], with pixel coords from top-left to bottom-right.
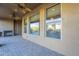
[[0, 36, 63, 56]]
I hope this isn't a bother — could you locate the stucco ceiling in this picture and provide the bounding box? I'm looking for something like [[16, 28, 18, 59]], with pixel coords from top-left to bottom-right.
[[0, 3, 42, 20]]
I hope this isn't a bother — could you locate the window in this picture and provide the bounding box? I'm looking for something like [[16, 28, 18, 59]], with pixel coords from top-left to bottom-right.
[[46, 4, 61, 39], [24, 18, 27, 33], [29, 13, 40, 35]]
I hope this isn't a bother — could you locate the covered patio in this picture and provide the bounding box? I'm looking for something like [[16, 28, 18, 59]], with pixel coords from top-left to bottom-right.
[[0, 3, 79, 56], [0, 36, 63, 56]]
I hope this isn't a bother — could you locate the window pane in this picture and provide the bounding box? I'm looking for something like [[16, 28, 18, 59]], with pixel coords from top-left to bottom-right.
[[46, 4, 61, 39], [29, 13, 40, 35], [24, 19, 27, 33]]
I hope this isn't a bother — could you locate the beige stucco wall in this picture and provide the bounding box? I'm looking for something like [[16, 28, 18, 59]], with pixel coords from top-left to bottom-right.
[[22, 3, 79, 56], [0, 19, 14, 32]]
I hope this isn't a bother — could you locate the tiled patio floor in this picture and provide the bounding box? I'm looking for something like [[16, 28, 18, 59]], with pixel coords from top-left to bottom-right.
[[0, 36, 63, 56]]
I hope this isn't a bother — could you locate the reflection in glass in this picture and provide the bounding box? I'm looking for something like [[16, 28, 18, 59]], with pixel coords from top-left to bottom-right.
[[29, 13, 40, 35], [46, 18, 61, 39], [46, 4, 61, 39]]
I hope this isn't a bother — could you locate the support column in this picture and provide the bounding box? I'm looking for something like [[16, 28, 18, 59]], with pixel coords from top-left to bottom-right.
[[40, 7, 46, 39]]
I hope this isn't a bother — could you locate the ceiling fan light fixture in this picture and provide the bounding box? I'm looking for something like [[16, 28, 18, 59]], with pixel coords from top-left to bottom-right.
[[14, 8, 18, 12]]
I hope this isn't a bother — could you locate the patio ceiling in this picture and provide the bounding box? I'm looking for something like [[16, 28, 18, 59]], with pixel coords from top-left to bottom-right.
[[0, 3, 42, 20]]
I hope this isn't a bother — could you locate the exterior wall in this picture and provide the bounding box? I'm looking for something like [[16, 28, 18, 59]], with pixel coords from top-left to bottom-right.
[[0, 19, 14, 36], [22, 3, 79, 56], [0, 19, 14, 31]]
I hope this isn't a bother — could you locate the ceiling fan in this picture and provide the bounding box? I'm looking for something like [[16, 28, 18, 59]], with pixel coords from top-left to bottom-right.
[[9, 3, 32, 20], [11, 11, 20, 20]]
